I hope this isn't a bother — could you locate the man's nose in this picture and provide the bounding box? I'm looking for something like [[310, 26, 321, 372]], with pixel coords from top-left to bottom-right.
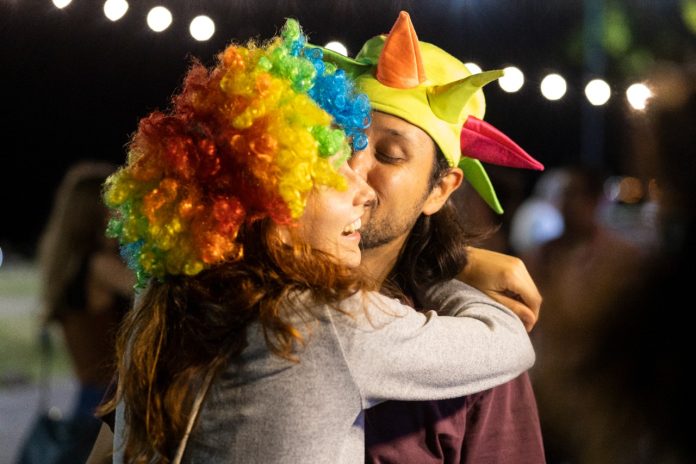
[[348, 148, 374, 180]]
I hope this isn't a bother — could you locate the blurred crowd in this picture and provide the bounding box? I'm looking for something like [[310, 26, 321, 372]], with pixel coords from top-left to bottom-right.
[[511, 63, 693, 463]]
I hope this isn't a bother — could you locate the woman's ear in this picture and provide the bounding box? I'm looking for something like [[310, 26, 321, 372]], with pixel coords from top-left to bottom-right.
[[422, 167, 464, 216]]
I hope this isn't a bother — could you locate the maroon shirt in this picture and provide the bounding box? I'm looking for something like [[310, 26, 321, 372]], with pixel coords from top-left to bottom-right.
[[365, 373, 545, 464]]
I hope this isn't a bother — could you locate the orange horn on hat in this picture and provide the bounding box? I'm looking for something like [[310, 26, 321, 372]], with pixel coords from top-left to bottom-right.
[[376, 11, 427, 89]]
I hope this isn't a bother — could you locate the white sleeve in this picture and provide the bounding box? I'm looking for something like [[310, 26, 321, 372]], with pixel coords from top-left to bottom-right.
[[328, 281, 534, 408]]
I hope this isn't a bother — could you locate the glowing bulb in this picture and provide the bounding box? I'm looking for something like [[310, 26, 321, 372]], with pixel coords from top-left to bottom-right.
[[52, 0, 72, 8], [585, 79, 611, 106], [103, 0, 128, 21], [464, 62, 482, 74], [498, 66, 524, 93], [324, 41, 348, 56], [540, 73, 567, 101], [147, 6, 173, 33], [626, 83, 652, 110], [190, 15, 215, 41]]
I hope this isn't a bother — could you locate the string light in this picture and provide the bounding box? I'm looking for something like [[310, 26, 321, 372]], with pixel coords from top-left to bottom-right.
[[540, 73, 567, 101], [190, 15, 215, 41], [324, 41, 348, 56], [626, 82, 652, 110], [585, 79, 612, 106], [147, 6, 172, 33], [103, 0, 128, 22], [464, 62, 482, 74], [36, 7, 661, 110], [52, 0, 72, 9], [498, 66, 524, 93]]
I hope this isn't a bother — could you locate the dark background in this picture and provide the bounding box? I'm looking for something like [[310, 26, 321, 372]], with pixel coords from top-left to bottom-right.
[[2, 0, 695, 257]]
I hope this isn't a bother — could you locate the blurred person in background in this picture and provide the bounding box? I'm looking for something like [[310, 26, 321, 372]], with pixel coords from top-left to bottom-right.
[[524, 164, 643, 319], [25, 161, 135, 461], [522, 164, 643, 462], [572, 64, 696, 464]]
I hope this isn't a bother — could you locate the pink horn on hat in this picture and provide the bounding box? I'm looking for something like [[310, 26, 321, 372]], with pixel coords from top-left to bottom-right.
[[460, 116, 544, 170]]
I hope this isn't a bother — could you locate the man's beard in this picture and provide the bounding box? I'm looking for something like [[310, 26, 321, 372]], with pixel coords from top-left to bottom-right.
[[359, 201, 423, 250]]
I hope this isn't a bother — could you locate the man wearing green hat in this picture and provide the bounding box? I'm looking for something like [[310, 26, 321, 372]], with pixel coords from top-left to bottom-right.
[[323, 11, 546, 463]]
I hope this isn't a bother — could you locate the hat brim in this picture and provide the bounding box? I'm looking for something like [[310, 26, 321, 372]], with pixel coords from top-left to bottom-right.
[[306, 44, 372, 79]]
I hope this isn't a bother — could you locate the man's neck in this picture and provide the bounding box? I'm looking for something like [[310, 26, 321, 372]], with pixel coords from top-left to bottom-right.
[[360, 235, 409, 286]]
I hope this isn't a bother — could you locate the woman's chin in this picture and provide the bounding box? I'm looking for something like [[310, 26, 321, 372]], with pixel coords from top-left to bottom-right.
[[335, 249, 361, 268]]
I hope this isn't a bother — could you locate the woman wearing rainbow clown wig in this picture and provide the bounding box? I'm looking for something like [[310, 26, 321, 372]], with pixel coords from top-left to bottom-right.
[[100, 19, 534, 463]]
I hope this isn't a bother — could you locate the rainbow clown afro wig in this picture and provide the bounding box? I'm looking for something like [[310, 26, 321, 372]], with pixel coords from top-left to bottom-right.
[[104, 19, 371, 286]]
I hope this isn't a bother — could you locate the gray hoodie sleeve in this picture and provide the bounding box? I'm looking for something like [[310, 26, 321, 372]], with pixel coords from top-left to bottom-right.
[[328, 280, 534, 408]]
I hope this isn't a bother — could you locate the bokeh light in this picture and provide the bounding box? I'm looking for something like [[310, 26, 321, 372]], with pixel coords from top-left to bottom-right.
[[682, 0, 696, 34], [626, 82, 652, 110], [464, 62, 482, 75], [147, 6, 172, 33], [540, 73, 567, 101], [103, 0, 128, 22], [498, 66, 524, 93], [190, 15, 215, 41], [324, 41, 348, 56], [52, 0, 72, 9], [585, 79, 611, 106]]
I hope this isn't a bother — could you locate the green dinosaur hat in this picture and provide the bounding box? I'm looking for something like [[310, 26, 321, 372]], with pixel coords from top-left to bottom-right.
[[318, 11, 543, 213]]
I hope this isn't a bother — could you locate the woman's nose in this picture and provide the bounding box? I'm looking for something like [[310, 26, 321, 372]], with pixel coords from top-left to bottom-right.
[[355, 175, 376, 207], [345, 164, 376, 207]]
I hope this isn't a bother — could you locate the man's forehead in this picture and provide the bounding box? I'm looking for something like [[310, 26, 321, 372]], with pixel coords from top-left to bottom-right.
[[370, 111, 432, 146]]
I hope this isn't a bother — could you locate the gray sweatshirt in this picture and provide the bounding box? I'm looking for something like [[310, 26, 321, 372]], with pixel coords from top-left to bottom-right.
[[114, 280, 534, 463]]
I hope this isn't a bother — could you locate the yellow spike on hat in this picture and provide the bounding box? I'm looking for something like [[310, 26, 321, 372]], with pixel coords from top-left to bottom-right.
[[427, 70, 503, 123]]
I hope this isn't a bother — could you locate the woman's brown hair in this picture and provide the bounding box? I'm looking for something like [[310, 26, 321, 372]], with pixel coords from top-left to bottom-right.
[[99, 219, 371, 462]]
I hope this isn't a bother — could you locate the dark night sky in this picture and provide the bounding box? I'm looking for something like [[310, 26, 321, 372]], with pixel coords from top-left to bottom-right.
[[2, 0, 694, 256]]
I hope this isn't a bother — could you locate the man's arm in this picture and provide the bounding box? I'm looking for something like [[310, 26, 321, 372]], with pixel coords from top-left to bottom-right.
[[458, 247, 542, 332]]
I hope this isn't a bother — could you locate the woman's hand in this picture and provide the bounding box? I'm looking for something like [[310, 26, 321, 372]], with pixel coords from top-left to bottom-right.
[[458, 247, 542, 332]]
